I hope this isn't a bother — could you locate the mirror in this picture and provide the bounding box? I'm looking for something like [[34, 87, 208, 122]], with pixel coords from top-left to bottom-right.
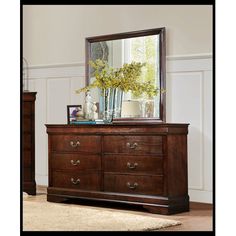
[[85, 27, 166, 123]]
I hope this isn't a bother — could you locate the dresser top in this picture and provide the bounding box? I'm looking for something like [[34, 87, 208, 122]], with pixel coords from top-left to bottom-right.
[[46, 123, 189, 135], [46, 123, 189, 127]]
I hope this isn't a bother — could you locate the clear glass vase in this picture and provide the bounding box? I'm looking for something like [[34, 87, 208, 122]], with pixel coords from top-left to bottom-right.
[[112, 88, 123, 119], [99, 88, 123, 122], [100, 88, 115, 122]]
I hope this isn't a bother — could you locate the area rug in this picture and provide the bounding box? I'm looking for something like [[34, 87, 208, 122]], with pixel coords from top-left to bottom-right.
[[23, 194, 181, 231]]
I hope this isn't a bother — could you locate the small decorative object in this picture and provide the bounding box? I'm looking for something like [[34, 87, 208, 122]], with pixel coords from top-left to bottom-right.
[[22, 57, 29, 91], [145, 100, 155, 118], [76, 59, 161, 122], [121, 100, 141, 118], [84, 90, 93, 120], [67, 105, 83, 124], [91, 102, 98, 120]]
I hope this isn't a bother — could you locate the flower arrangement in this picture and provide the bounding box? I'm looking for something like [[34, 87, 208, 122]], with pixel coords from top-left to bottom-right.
[[76, 59, 161, 99]]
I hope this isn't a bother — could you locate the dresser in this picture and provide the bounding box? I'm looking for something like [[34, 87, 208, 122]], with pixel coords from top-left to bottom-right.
[[23, 92, 37, 195], [46, 123, 189, 214]]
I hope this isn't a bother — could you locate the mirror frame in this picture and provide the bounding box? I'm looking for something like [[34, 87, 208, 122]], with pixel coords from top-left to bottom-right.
[[85, 27, 166, 123]]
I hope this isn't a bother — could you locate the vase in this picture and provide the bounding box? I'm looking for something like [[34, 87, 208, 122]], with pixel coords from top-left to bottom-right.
[[112, 88, 123, 119], [99, 88, 123, 122], [100, 88, 115, 122]]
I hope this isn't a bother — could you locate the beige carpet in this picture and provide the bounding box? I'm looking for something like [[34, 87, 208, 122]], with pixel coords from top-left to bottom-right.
[[23, 193, 181, 231]]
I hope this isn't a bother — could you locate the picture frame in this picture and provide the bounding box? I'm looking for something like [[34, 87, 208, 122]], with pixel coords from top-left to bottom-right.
[[67, 105, 83, 124]]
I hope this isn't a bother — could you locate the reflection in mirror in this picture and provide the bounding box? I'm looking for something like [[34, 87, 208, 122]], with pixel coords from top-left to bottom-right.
[[86, 28, 166, 122]]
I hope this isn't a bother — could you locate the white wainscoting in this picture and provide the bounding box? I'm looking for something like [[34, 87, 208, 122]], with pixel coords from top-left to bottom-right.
[[28, 54, 213, 203]]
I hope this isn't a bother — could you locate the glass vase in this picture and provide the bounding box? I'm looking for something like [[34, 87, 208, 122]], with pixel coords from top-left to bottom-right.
[[112, 88, 123, 119], [100, 88, 115, 122]]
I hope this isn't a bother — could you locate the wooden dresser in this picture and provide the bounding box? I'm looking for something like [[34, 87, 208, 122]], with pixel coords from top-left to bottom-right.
[[46, 123, 189, 214], [23, 92, 37, 195]]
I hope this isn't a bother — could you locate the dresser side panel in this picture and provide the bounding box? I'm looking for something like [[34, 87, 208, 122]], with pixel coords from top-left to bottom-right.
[[166, 134, 188, 197]]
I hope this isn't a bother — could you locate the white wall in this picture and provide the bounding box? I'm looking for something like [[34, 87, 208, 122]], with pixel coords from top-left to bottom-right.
[[23, 5, 213, 203], [23, 5, 212, 65]]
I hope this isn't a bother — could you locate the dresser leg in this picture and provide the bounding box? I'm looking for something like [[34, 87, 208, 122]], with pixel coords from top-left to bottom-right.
[[143, 203, 189, 215], [23, 182, 36, 195], [143, 205, 170, 215], [47, 194, 68, 203], [25, 189, 36, 196]]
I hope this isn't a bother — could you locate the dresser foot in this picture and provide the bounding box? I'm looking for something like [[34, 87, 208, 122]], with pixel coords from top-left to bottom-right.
[[143, 205, 170, 215], [23, 182, 36, 195], [143, 204, 189, 215], [24, 189, 36, 196], [47, 194, 68, 203]]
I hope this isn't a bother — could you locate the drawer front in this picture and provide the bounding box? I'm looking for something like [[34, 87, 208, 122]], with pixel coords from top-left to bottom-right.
[[51, 153, 101, 171], [23, 116, 32, 133], [23, 102, 32, 116], [23, 133, 31, 150], [103, 136, 164, 155], [51, 135, 101, 153], [23, 150, 32, 168], [104, 174, 163, 195], [23, 168, 32, 181], [103, 155, 163, 174], [52, 171, 101, 190]]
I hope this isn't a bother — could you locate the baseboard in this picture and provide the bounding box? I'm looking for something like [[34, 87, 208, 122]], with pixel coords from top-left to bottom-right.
[[36, 175, 48, 186], [189, 189, 212, 204]]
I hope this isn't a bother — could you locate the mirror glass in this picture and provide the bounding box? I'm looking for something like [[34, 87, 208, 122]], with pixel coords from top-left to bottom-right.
[[86, 28, 166, 122]]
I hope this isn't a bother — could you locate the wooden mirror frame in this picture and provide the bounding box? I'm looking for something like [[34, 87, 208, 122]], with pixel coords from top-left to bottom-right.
[[85, 27, 166, 123]]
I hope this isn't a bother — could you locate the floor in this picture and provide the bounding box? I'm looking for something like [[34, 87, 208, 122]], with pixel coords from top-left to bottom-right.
[[35, 185, 213, 231]]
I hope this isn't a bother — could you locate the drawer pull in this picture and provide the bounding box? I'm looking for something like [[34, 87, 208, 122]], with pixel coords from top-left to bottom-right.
[[70, 140, 80, 148], [70, 160, 80, 166], [71, 178, 80, 185], [126, 182, 138, 189], [127, 162, 138, 169], [126, 142, 138, 149]]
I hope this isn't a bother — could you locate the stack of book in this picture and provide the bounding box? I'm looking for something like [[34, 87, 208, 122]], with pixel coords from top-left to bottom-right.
[[70, 119, 107, 125]]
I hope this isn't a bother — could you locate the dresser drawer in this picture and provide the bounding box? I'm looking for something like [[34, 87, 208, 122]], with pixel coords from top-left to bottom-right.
[[103, 136, 164, 155], [103, 155, 163, 174], [51, 153, 101, 171], [23, 102, 32, 116], [23, 150, 32, 168], [23, 116, 32, 133], [23, 168, 32, 181], [51, 135, 101, 153], [52, 171, 101, 190], [23, 133, 32, 150], [104, 174, 163, 195]]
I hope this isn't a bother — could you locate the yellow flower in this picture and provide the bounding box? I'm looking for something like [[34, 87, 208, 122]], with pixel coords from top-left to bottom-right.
[[76, 59, 163, 99]]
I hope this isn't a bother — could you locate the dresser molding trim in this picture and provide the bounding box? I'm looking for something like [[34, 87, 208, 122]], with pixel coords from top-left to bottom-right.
[[47, 188, 189, 215]]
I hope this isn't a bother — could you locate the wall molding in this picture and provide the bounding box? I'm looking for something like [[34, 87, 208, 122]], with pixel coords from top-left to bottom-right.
[[189, 189, 212, 204], [28, 63, 85, 80], [166, 53, 212, 61], [27, 53, 213, 80]]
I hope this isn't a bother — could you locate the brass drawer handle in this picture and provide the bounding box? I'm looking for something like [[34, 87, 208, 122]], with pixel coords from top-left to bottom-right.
[[70, 160, 80, 166], [127, 182, 138, 189], [70, 140, 80, 148], [127, 162, 138, 169], [126, 142, 138, 149], [71, 178, 80, 185]]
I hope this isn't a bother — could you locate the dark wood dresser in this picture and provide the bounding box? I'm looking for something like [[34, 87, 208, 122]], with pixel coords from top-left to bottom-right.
[[23, 92, 37, 195], [46, 123, 189, 214]]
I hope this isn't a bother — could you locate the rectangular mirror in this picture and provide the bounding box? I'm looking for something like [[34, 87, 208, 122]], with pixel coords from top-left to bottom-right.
[[85, 27, 166, 123]]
